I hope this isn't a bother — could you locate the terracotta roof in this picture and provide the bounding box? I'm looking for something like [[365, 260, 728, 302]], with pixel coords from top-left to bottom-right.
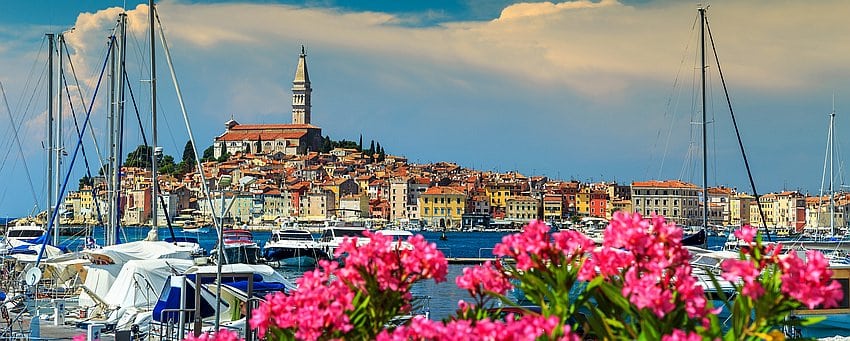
[[423, 186, 465, 196], [631, 180, 698, 189], [230, 123, 319, 130], [216, 131, 306, 141]]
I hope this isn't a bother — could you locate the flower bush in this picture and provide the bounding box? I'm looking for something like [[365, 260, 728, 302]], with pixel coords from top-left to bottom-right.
[[188, 212, 843, 340]]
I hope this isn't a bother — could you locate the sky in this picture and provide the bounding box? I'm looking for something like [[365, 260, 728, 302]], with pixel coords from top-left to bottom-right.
[[0, 0, 849, 217]]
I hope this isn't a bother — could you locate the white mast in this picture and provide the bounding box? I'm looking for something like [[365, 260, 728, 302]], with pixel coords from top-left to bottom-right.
[[55, 33, 65, 245], [150, 0, 159, 233], [46, 33, 55, 237]]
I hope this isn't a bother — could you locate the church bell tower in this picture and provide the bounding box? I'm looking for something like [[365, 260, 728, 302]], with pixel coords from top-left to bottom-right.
[[292, 45, 311, 125]]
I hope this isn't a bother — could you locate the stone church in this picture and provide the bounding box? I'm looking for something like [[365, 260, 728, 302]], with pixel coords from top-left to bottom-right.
[[213, 46, 323, 158]]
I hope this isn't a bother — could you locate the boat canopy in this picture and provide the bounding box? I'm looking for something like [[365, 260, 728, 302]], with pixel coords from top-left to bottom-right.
[[103, 259, 194, 309], [82, 240, 197, 264]]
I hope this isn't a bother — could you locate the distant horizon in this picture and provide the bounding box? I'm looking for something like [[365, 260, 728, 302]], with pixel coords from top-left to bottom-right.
[[0, 0, 848, 216]]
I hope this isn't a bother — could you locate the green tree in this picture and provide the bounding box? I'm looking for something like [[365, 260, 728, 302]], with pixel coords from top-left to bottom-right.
[[201, 145, 215, 162], [358, 134, 363, 152], [182, 140, 196, 164], [368, 140, 375, 156], [79, 175, 93, 190], [217, 151, 231, 162], [159, 154, 177, 175], [125, 145, 152, 168]]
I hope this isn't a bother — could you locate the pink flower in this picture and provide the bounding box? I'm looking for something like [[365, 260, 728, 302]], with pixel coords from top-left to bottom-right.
[[779, 250, 844, 309], [734, 225, 758, 243], [455, 261, 513, 296], [73, 335, 87, 341], [661, 329, 701, 341], [493, 220, 552, 271], [721, 259, 764, 299], [183, 329, 242, 341]]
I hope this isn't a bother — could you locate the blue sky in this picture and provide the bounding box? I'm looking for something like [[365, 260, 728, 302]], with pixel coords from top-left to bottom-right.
[[0, 0, 849, 217]]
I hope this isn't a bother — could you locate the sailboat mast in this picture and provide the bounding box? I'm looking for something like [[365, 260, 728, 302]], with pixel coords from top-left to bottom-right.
[[116, 12, 127, 245], [107, 33, 116, 244], [55, 33, 65, 246], [46, 33, 55, 237], [150, 0, 159, 232], [830, 97, 835, 236], [699, 7, 708, 230]]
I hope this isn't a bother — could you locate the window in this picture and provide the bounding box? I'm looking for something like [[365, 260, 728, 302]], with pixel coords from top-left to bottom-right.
[[424, 208, 429, 214]]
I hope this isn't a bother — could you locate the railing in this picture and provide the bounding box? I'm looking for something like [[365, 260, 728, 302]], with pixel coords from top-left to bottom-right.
[[478, 248, 496, 258]]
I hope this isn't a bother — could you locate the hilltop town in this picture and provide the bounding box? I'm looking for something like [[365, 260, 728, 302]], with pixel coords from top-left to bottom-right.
[[49, 48, 844, 236]]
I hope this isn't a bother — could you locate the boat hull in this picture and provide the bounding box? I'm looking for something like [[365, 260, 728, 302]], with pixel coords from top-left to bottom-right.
[[263, 246, 326, 263]]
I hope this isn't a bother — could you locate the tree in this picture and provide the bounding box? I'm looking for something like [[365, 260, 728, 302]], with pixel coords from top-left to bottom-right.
[[159, 154, 177, 175], [125, 145, 153, 169], [322, 136, 333, 153], [79, 175, 93, 190], [358, 134, 363, 152], [182, 140, 196, 164], [201, 145, 215, 162], [217, 151, 230, 162], [368, 140, 375, 156]]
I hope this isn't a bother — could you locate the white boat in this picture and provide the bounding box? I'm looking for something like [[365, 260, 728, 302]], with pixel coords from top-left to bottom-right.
[[375, 229, 414, 250], [318, 221, 370, 258], [262, 229, 326, 267], [5, 222, 46, 243], [210, 229, 262, 265]]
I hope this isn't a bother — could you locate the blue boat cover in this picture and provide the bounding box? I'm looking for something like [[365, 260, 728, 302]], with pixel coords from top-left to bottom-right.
[[152, 277, 217, 322], [186, 273, 263, 284], [222, 280, 290, 296]]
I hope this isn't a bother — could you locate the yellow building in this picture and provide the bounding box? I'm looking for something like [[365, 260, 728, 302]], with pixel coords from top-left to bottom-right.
[[506, 196, 539, 222], [749, 193, 775, 228], [576, 187, 590, 216], [485, 182, 513, 210], [419, 186, 466, 229]]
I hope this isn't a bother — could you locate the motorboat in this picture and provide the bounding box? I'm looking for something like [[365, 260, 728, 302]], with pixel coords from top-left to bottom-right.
[[210, 229, 262, 265], [318, 221, 370, 258], [262, 229, 326, 267]]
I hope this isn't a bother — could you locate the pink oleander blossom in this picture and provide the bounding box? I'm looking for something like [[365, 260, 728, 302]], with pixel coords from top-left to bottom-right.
[[583, 212, 711, 319], [779, 250, 844, 309], [455, 261, 513, 296], [183, 329, 242, 341], [721, 258, 765, 299], [494, 220, 556, 267], [661, 329, 702, 341], [376, 315, 574, 341], [249, 260, 354, 340], [734, 225, 758, 243]]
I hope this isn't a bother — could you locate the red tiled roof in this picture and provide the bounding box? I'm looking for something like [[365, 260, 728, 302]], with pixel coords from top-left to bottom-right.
[[423, 186, 464, 196], [216, 131, 306, 141], [230, 123, 319, 130], [631, 180, 698, 189]]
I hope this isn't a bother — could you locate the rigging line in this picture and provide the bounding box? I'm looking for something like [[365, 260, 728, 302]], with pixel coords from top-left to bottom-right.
[[651, 13, 701, 180], [63, 40, 106, 174], [705, 16, 772, 241], [156, 9, 221, 234], [62, 64, 105, 227], [123, 66, 178, 239], [12, 38, 47, 121], [37, 35, 114, 267], [0, 51, 48, 199], [0, 81, 40, 209]]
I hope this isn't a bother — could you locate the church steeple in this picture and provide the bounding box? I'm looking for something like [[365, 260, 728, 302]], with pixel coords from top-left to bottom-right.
[[292, 45, 312, 125]]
